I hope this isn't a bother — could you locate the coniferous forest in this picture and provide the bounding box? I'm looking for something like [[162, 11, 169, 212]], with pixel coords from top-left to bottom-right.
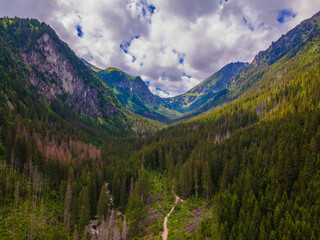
[[1, 10, 320, 240]]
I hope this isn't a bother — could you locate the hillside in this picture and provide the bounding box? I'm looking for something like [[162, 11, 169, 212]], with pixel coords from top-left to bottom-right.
[[86, 61, 246, 123], [1, 10, 320, 240], [0, 17, 151, 239], [127, 10, 320, 239], [92, 67, 182, 122], [165, 62, 248, 113]]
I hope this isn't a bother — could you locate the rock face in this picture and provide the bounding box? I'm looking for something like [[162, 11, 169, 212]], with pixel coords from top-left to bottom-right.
[[22, 32, 121, 118]]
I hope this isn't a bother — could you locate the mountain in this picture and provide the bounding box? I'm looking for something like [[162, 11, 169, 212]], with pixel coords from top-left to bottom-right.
[[165, 62, 248, 113], [229, 11, 320, 96], [84, 60, 247, 123], [169, 11, 320, 121], [2, 11, 320, 240], [125, 11, 320, 239], [0, 17, 159, 238], [0, 18, 125, 124], [92, 67, 176, 122]]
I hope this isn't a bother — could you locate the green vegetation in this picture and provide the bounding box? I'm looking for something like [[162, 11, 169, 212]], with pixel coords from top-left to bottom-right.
[[91, 60, 246, 123], [1, 11, 320, 240], [130, 15, 320, 238]]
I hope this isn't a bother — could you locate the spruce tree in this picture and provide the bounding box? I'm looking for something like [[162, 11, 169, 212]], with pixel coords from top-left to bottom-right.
[[97, 182, 112, 219], [78, 186, 91, 231], [202, 161, 213, 200]]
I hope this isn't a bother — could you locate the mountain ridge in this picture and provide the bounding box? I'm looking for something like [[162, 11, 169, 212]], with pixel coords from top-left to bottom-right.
[[1, 10, 320, 240], [84, 60, 247, 123]]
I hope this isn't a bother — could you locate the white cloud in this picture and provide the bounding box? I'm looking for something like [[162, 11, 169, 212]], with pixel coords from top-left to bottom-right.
[[0, 0, 320, 97]]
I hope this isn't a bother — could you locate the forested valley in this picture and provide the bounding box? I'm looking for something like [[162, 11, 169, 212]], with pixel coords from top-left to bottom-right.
[[1, 11, 320, 240]]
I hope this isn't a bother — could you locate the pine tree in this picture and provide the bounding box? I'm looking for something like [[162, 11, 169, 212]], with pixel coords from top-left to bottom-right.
[[202, 161, 213, 200], [78, 186, 91, 231], [97, 183, 112, 219], [135, 167, 150, 204]]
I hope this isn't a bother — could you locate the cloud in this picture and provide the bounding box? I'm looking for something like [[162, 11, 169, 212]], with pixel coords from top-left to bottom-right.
[[0, 0, 320, 97]]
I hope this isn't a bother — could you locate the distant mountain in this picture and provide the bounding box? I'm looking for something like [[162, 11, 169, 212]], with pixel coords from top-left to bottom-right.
[[173, 11, 320, 121], [165, 62, 248, 113], [2, 11, 320, 240], [88, 66, 181, 122], [84, 61, 246, 123], [131, 11, 320, 239], [82, 11, 320, 124]]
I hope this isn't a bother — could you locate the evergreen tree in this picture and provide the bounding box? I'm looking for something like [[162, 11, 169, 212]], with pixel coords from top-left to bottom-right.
[[97, 182, 113, 219], [202, 161, 213, 200], [135, 167, 150, 204], [78, 186, 91, 232]]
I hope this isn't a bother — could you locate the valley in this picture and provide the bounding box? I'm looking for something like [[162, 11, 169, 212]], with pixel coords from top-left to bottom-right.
[[1, 9, 320, 240]]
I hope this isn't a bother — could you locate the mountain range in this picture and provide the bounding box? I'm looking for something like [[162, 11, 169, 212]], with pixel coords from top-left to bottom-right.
[[1, 10, 320, 240], [83, 59, 248, 123]]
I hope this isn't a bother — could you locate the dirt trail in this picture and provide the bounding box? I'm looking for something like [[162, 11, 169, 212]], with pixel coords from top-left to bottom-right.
[[161, 193, 183, 240]]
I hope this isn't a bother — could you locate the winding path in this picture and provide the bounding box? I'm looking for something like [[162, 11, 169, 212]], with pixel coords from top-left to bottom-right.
[[161, 193, 183, 240]]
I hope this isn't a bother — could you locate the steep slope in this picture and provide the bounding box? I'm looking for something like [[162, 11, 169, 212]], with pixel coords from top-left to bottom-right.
[[2, 11, 320, 240], [0, 18, 146, 239], [173, 11, 320, 121], [165, 62, 248, 113], [126, 11, 320, 239], [85, 61, 245, 123], [229, 11, 320, 97], [95, 68, 161, 107], [0, 17, 124, 124], [92, 67, 182, 122]]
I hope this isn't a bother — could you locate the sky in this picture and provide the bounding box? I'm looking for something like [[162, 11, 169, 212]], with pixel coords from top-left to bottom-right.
[[1, 0, 320, 97]]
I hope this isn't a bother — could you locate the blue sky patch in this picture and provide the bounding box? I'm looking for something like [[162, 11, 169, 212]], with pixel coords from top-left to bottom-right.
[[277, 9, 296, 23], [148, 4, 156, 14], [156, 87, 170, 96], [242, 17, 254, 31], [76, 25, 83, 38], [142, 7, 147, 17], [132, 55, 136, 62], [145, 81, 150, 86], [137, 0, 155, 24], [179, 54, 185, 64], [182, 72, 192, 79], [161, 72, 166, 78], [120, 35, 141, 54], [173, 49, 186, 64], [220, 0, 228, 5], [120, 43, 129, 54]]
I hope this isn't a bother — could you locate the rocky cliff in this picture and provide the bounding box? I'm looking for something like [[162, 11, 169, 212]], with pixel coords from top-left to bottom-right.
[[1, 17, 123, 120]]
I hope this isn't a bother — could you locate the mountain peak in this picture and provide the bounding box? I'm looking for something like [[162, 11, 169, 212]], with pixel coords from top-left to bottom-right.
[[1, 17, 123, 120]]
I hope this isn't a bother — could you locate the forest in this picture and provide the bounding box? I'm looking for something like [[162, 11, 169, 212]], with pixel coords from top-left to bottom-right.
[[1, 14, 320, 240]]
